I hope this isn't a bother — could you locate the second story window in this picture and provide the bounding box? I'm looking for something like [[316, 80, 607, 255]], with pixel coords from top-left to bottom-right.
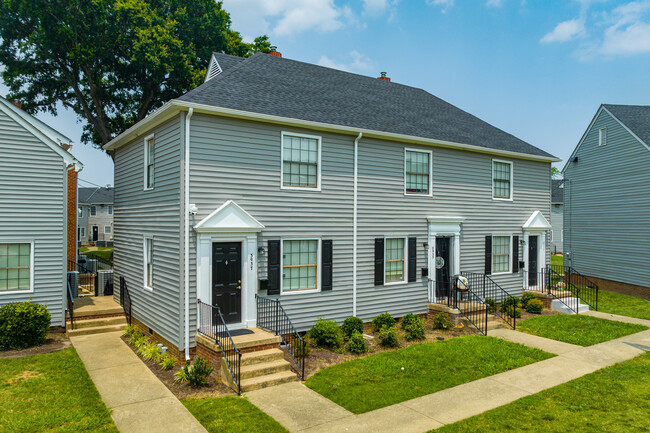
[[281, 133, 320, 190], [492, 160, 513, 200], [405, 149, 432, 195], [90, 206, 96, 216], [78, 207, 83, 217], [144, 135, 155, 190], [108, 205, 113, 215]]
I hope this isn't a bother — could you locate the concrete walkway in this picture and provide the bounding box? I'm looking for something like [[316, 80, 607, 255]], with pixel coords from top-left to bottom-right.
[[70, 331, 207, 433], [247, 316, 650, 433]]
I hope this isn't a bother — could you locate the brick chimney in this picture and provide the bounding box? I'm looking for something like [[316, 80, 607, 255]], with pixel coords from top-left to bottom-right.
[[268, 46, 282, 58], [378, 72, 391, 82]]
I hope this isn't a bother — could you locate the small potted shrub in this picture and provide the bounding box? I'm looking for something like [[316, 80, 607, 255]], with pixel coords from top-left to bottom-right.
[[372, 312, 396, 332]]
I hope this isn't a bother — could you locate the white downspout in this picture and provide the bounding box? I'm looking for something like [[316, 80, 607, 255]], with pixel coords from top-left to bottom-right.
[[184, 107, 194, 361], [353, 132, 362, 317]]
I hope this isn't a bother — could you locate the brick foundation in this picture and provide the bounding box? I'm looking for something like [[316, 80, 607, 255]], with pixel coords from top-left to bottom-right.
[[130, 316, 195, 363], [581, 275, 650, 300]]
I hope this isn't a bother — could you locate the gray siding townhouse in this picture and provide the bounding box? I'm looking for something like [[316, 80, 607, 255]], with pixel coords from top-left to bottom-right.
[[550, 179, 564, 253], [563, 104, 650, 293], [106, 52, 558, 358], [78, 187, 114, 243], [0, 95, 82, 326]]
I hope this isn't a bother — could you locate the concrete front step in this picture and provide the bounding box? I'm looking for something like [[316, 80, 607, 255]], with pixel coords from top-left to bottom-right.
[[240, 370, 298, 393], [240, 359, 292, 380], [551, 298, 589, 315], [67, 316, 126, 331], [241, 348, 285, 366], [67, 323, 127, 337]]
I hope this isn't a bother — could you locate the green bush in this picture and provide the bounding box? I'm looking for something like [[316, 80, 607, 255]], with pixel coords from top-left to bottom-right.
[[432, 312, 454, 330], [404, 317, 426, 341], [378, 326, 399, 347], [123, 325, 137, 337], [308, 318, 343, 349], [160, 355, 176, 371], [400, 313, 421, 330], [521, 293, 537, 309], [0, 301, 51, 350], [504, 305, 522, 318], [525, 299, 544, 314], [341, 317, 364, 341], [372, 312, 396, 332], [500, 296, 520, 313], [174, 355, 214, 386], [485, 298, 497, 312], [139, 342, 163, 362], [347, 331, 369, 354]]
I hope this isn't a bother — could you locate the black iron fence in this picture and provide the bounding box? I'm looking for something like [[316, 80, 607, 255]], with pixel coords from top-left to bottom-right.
[[197, 300, 242, 395], [460, 272, 517, 330], [256, 295, 306, 381], [66, 280, 75, 330], [525, 265, 599, 313], [447, 276, 489, 336], [119, 276, 132, 326], [68, 260, 97, 295]]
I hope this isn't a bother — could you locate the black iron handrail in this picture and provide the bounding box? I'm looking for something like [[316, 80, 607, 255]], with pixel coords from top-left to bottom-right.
[[460, 272, 517, 330], [66, 280, 75, 330], [197, 300, 242, 395], [448, 275, 489, 336], [525, 266, 599, 314], [119, 276, 132, 326], [549, 265, 599, 311], [256, 294, 306, 381]]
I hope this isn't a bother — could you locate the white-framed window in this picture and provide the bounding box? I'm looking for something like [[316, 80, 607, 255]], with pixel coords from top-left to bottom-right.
[[143, 236, 153, 291], [491, 235, 511, 274], [385, 237, 407, 284], [144, 134, 155, 190], [404, 148, 432, 196], [104, 226, 112, 234], [281, 132, 321, 190], [599, 128, 607, 146], [78, 207, 83, 217], [281, 239, 319, 293], [492, 159, 513, 200], [108, 205, 113, 215], [0, 242, 34, 293], [80, 227, 86, 238], [90, 206, 97, 216]]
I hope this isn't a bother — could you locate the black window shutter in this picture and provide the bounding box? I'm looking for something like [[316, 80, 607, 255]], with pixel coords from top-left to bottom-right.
[[408, 237, 417, 282], [484, 235, 492, 275], [267, 240, 281, 295], [374, 238, 384, 286], [321, 240, 333, 291], [512, 236, 519, 273]]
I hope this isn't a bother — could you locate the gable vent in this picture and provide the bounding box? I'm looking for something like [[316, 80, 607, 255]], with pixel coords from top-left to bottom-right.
[[204, 56, 223, 82]]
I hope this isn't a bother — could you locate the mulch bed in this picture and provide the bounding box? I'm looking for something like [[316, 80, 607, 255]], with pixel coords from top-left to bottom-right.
[[518, 308, 558, 321], [120, 335, 235, 399], [0, 328, 71, 359]]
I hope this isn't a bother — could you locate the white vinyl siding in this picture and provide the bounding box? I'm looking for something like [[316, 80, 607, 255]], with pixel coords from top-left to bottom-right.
[[0, 243, 32, 292], [385, 237, 406, 284], [144, 135, 155, 190], [281, 132, 321, 189], [405, 149, 431, 195], [492, 236, 511, 274], [492, 160, 513, 200], [282, 240, 319, 293], [144, 237, 153, 290]]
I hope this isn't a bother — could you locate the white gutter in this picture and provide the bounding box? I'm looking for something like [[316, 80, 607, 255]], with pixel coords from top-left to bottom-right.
[[184, 107, 194, 360], [353, 132, 362, 317]]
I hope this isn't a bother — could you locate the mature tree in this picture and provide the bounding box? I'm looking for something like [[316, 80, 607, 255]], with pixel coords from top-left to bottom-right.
[[551, 166, 561, 179], [0, 0, 269, 151]]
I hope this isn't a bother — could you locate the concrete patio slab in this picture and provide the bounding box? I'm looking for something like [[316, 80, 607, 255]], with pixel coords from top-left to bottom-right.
[[489, 328, 582, 355]]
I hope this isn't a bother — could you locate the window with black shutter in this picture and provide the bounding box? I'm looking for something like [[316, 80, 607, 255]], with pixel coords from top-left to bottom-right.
[[408, 237, 417, 282], [484, 235, 492, 275], [321, 240, 333, 291], [374, 238, 384, 286], [512, 235, 519, 273], [267, 240, 281, 295]]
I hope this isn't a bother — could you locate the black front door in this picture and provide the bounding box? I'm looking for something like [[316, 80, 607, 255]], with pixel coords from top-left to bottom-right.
[[212, 242, 242, 324], [435, 237, 451, 298], [92, 226, 99, 241], [528, 236, 538, 286]]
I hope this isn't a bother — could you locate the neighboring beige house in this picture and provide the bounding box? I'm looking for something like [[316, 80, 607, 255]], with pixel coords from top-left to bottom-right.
[[78, 187, 113, 243]]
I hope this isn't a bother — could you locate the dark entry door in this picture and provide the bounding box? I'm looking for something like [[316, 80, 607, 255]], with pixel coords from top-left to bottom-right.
[[92, 226, 99, 241], [528, 236, 538, 286], [435, 237, 451, 298], [212, 242, 242, 325]]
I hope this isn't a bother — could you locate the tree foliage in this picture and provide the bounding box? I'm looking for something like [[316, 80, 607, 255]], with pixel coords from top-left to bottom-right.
[[0, 0, 269, 151]]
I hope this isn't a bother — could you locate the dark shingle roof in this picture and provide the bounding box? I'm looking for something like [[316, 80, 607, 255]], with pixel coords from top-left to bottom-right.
[[551, 179, 564, 203], [179, 53, 554, 158], [603, 104, 650, 147], [78, 187, 113, 204]]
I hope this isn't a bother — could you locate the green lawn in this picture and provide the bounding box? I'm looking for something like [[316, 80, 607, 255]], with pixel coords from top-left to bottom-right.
[[432, 351, 650, 433], [80, 248, 113, 263], [518, 314, 647, 347], [551, 254, 563, 267], [305, 336, 554, 414], [0, 348, 117, 433], [183, 396, 288, 433], [597, 290, 650, 320]]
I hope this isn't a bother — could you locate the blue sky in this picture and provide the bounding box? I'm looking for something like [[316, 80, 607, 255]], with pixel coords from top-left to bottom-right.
[[4, 0, 650, 187]]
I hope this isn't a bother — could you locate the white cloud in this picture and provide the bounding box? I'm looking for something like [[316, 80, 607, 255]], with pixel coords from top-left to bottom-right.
[[317, 50, 374, 73], [427, 0, 455, 14], [486, 0, 504, 7], [600, 1, 650, 55], [363, 0, 388, 16], [541, 18, 586, 43]]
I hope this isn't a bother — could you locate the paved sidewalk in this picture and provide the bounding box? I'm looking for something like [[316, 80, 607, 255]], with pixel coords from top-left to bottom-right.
[[70, 331, 207, 433], [247, 319, 650, 433]]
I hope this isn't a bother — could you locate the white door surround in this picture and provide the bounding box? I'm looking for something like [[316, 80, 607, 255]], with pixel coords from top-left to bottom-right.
[[427, 216, 464, 303], [522, 210, 551, 290], [194, 201, 264, 329]]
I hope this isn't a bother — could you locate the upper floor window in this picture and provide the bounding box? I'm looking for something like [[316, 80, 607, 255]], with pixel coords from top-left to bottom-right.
[[282, 239, 319, 292], [144, 135, 155, 190], [385, 237, 406, 284], [144, 237, 153, 290], [108, 205, 113, 215], [599, 128, 607, 146], [281, 132, 320, 190], [90, 206, 97, 216], [491, 236, 511, 274], [492, 160, 513, 200], [0, 243, 32, 292], [405, 149, 432, 195]]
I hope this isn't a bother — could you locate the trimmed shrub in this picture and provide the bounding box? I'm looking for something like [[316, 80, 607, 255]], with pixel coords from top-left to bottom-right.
[[404, 317, 426, 341], [347, 331, 369, 354], [341, 317, 364, 341], [378, 326, 399, 347], [174, 355, 214, 386], [160, 355, 176, 371], [400, 313, 420, 330], [308, 318, 342, 349], [525, 299, 544, 314], [372, 312, 396, 332], [521, 293, 537, 309], [432, 312, 454, 330], [484, 298, 497, 312], [504, 306, 522, 318], [0, 301, 51, 350], [500, 296, 520, 313]]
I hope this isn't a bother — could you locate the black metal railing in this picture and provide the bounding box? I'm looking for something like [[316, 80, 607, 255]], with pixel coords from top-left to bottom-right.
[[68, 259, 97, 295], [447, 276, 489, 336], [460, 272, 517, 330], [66, 280, 75, 330], [197, 300, 242, 394], [549, 265, 599, 311], [256, 294, 306, 381], [119, 276, 132, 326], [525, 266, 599, 314]]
